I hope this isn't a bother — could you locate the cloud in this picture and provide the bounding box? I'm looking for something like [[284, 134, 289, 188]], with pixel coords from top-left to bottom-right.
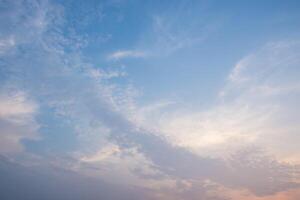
[[150, 15, 205, 54], [0, 155, 152, 200], [202, 180, 300, 200], [136, 5, 222, 57], [79, 143, 120, 162], [107, 50, 147, 60], [221, 40, 300, 163], [113, 40, 300, 197], [136, 40, 300, 165], [108, 4, 221, 60], [88, 68, 127, 79], [0, 89, 39, 154], [0, 36, 15, 55], [0, 0, 300, 199], [76, 143, 176, 190], [227, 41, 300, 86]]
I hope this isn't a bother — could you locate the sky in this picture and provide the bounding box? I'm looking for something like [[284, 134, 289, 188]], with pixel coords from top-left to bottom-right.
[[0, 0, 300, 199]]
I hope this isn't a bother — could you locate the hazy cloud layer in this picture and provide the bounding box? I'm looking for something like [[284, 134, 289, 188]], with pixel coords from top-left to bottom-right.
[[0, 0, 300, 200]]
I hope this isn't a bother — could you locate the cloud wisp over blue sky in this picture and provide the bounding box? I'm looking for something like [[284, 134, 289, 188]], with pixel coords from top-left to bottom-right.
[[1, 0, 300, 199]]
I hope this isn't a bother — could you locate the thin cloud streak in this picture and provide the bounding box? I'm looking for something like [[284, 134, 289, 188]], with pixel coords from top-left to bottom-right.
[[107, 50, 147, 60]]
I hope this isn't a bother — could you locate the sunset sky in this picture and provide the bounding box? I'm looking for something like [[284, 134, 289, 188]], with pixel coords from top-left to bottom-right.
[[1, 0, 300, 199]]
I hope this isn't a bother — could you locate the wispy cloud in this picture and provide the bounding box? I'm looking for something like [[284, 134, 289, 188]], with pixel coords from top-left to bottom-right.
[[1, 0, 300, 199], [141, 40, 300, 164], [0, 89, 39, 153], [0, 36, 15, 55], [107, 50, 147, 60], [150, 15, 206, 54], [136, 6, 222, 57]]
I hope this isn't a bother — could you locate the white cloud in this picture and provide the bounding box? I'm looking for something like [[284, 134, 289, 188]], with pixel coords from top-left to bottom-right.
[[134, 9, 221, 57], [79, 143, 120, 162], [0, 90, 39, 154], [150, 15, 205, 54], [1, 1, 299, 198], [88, 68, 127, 79], [0, 36, 15, 55], [0, 91, 36, 119], [107, 50, 147, 60], [132, 40, 300, 164], [76, 143, 176, 190]]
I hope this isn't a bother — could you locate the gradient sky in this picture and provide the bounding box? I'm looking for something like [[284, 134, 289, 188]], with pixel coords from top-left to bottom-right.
[[1, 0, 300, 199]]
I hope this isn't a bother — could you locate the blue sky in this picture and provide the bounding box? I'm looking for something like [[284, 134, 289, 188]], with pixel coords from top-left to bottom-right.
[[1, 0, 300, 199]]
